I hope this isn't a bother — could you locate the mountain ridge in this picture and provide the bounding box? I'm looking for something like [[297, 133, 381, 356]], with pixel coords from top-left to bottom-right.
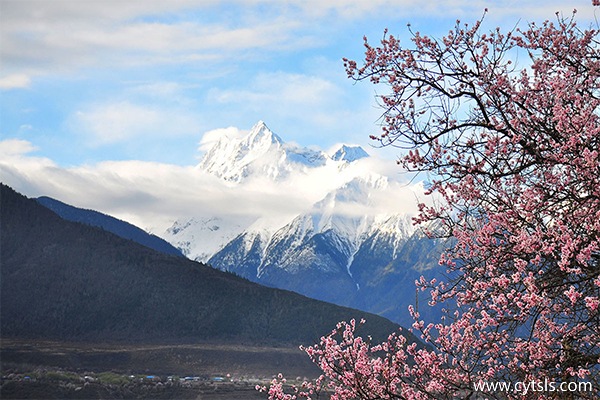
[[332, 144, 370, 162], [36, 196, 184, 257]]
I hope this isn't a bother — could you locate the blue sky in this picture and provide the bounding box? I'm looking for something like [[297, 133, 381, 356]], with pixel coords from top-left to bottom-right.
[[1, 0, 598, 230], [3, 0, 597, 166]]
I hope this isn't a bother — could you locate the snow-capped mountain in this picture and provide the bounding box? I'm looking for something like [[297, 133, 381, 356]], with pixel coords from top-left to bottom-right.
[[160, 120, 445, 326], [198, 120, 327, 182], [165, 121, 385, 262], [205, 205, 440, 326]]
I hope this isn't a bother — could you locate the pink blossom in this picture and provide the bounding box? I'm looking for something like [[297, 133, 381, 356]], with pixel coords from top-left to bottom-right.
[[585, 296, 599, 312], [564, 286, 582, 305]]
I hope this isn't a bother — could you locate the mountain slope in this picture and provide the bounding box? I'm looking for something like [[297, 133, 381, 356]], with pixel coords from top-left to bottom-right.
[[348, 226, 448, 325], [204, 175, 434, 325], [36, 196, 184, 257], [208, 212, 444, 327], [164, 215, 254, 262], [257, 213, 358, 304], [0, 184, 406, 345]]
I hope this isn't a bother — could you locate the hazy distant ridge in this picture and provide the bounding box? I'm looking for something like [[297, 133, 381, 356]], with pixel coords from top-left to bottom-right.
[[36, 196, 184, 257]]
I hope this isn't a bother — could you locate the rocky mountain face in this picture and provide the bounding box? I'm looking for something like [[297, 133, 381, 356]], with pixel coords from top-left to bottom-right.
[[207, 213, 446, 326], [160, 121, 447, 327]]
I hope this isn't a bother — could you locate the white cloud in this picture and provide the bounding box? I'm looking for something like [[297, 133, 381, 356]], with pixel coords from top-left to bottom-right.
[[0, 74, 31, 90], [0, 0, 306, 77], [69, 101, 202, 146], [211, 72, 339, 105], [0, 139, 38, 156], [198, 126, 248, 152], [0, 139, 60, 198], [207, 71, 351, 138]]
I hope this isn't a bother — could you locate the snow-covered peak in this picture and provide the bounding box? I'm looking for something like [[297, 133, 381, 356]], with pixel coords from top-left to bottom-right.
[[331, 145, 369, 162], [198, 121, 282, 181], [198, 121, 326, 182], [246, 120, 284, 149], [293, 176, 384, 248]]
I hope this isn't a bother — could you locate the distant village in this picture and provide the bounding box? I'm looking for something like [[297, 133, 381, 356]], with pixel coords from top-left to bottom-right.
[[1, 368, 280, 398]]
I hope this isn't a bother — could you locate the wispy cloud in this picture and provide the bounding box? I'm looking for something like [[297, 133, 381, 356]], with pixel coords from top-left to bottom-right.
[[1, 1, 306, 78], [3, 0, 595, 78], [206, 71, 367, 143], [68, 101, 203, 146], [0, 138, 38, 156], [0, 73, 31, 90], [210, 72, 340, 112]]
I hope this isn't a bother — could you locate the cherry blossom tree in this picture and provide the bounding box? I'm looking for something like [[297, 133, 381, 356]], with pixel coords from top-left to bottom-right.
[[263, 4, 599, 399]]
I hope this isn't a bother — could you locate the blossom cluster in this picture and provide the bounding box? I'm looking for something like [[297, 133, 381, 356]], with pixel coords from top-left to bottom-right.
[[267, 3, 599, 399]]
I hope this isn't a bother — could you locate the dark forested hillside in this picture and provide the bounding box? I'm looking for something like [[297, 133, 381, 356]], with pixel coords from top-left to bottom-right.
[[0, 184, 404, 345], [36, 196, 183, 257]]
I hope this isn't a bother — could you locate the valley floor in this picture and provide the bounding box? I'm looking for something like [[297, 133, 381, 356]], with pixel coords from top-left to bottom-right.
[[1, 339, 320, 399]]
